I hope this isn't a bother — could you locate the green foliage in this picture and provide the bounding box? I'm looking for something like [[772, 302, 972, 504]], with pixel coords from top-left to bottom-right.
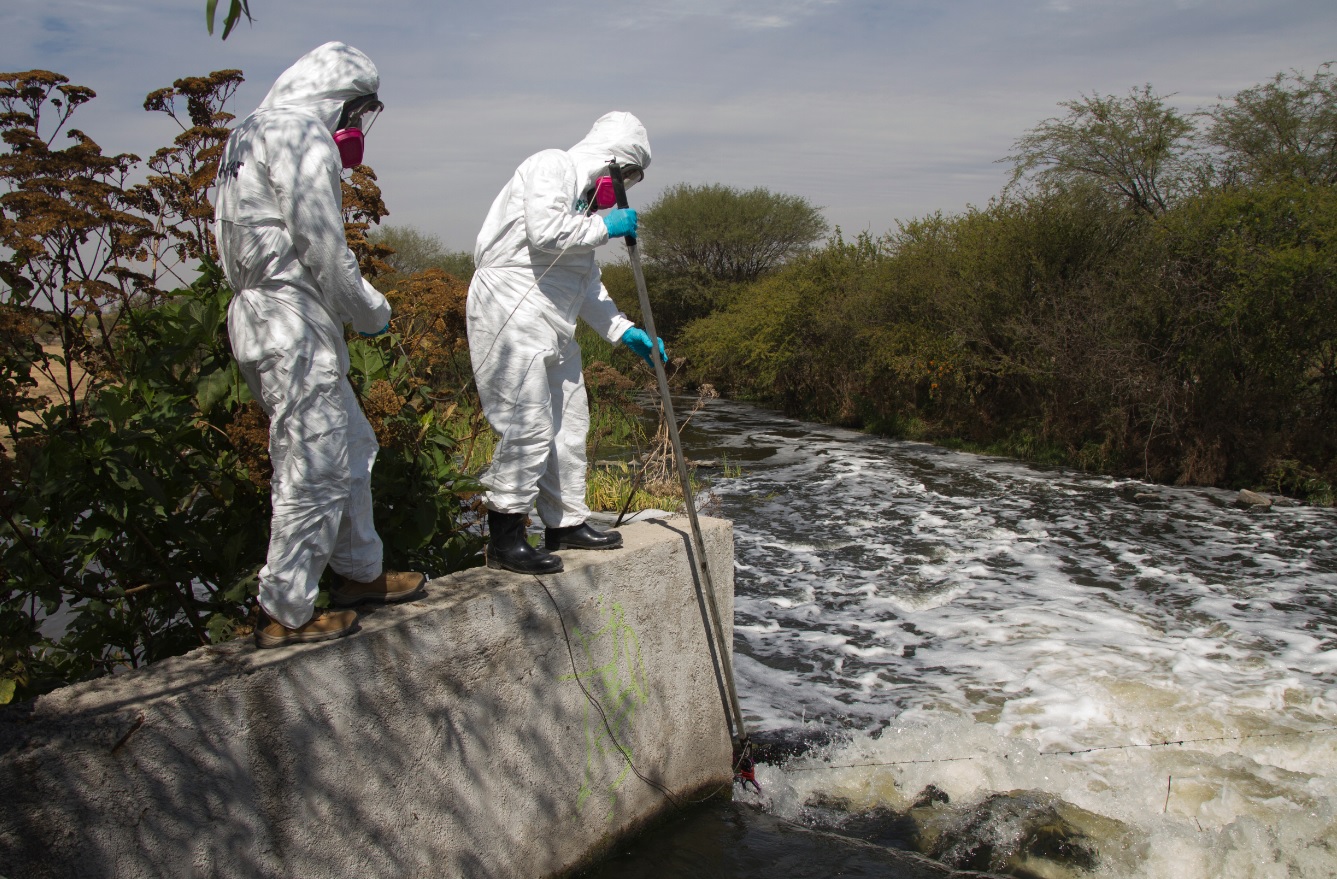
[[628, 183, 826, 340], [1, 264, 269, 700], [345, 331, 485, 575], [1265, 459, 1335, 506], [1204, 63, 1337, 187], [1005, 85, 1197, 216], [369, 224, 476, 286], [601, 259, 747, 344], [640, 183, 828, 283], [205, 0, 252, 40], [678, 231, 880, 421], [1, 69, 252, 701], [1149, 180, 1337, 485], [680, 179, 1337, 496]]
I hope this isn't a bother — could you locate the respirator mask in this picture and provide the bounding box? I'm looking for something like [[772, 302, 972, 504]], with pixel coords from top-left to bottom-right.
[[577, 164, 644, 214], [333, 92, 384, 170]]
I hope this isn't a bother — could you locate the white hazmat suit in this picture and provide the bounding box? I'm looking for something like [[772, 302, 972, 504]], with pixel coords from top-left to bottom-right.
[[214, 42, 391, 628], [467, 112, 651, 527]]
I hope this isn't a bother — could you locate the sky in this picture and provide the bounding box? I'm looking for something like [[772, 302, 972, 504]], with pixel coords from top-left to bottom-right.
[[6, 0, 1336, 252]]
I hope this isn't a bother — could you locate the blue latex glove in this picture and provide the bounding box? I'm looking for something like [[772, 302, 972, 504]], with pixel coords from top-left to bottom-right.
[[621, 327, 667, 368], [603, 208, 638, 240], [359, 322, 390, 338]]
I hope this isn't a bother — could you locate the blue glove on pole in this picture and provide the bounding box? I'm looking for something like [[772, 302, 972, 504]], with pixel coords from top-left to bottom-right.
[[359, 322, 390, 338], [603, 208, 638, 240], [621, 327, 666, 368]]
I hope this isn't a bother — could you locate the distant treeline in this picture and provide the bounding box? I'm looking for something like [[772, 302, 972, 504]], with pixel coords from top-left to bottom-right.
[[612, 67, 1337, 501]]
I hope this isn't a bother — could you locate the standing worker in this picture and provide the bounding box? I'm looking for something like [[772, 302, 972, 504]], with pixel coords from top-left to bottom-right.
[[214, 42, 426, 648], [467, 111, 665, 575]]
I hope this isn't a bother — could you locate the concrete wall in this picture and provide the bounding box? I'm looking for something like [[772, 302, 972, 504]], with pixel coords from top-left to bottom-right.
[[0, 517, 736, 879]]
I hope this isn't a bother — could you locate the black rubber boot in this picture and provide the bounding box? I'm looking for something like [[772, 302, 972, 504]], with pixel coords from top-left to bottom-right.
[[487, 510, 564, 574], [545, 521, 624, 551]]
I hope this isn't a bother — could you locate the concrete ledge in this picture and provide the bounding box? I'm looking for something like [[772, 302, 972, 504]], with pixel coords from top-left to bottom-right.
[[0, 517, 735, 879]]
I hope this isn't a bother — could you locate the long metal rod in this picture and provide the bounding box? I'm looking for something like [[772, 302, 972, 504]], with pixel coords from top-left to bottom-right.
[[609, 163, 748, 745]]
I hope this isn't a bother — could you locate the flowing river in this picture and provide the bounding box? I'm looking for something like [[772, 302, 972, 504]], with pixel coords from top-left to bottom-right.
[[584, 397, 1337, 878]]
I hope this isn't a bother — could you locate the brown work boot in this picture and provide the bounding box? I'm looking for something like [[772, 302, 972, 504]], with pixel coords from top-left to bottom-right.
[[330, 570, 427, 607], [254, 608, 359, 649]]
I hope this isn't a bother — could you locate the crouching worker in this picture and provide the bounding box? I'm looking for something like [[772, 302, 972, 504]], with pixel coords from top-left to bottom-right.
[[214, 42, 425, 648], [466, 111, 665, 575]]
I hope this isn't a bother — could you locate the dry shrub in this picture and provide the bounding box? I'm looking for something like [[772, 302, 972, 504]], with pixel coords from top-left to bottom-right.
[[1177, 437, 1227, 486], [385, 268, 470, 389], [224, 400, 271, 489], [342, 165, 395, 279], [361, 378, 409, 448]]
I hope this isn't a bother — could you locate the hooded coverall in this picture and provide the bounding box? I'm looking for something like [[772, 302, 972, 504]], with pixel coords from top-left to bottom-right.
[[213, 42, 390, 628], [467, 112, 652, 528]]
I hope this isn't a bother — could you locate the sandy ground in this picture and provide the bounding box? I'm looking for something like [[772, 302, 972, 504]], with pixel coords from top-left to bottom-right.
[[32, 344, 85, 397]]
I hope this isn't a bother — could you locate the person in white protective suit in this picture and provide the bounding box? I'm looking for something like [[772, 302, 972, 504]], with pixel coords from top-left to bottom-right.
[[214, 42, 425, 648], [467, 111, 666, 575]]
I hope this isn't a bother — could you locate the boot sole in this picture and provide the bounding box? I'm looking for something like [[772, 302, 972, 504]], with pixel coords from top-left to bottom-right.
[[545, 539, 624, 551], [255, 624, 357, 650], [329, 582, 427, 608], [486, 555, 564, 575]]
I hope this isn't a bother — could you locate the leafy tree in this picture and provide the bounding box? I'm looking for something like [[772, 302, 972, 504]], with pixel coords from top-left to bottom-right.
[[369, 224, 475, 284], [1005, 85, 1197, 216], [142, 70, 245, 268], [599, 260, 742, 344], [1, 70, 166, 421], [1, 70, 262, 700], [1204, 63, 1337, 187], [625, 183, 826, 341], [639, 183, 828, 283], [1152, 180, 1337, 483]]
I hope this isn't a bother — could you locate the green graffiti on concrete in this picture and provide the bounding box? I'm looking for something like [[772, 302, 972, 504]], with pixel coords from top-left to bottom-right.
[[561, 597, 649, 821]]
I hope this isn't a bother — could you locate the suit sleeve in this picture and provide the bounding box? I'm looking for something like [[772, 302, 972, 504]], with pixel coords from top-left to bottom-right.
[[521, 152, 609, 255], [579, 274, 635, 344]]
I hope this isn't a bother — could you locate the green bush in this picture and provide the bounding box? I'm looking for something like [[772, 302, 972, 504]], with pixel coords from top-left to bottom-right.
[[1, 265, 268, 699], [678, 179, 1336, 495]]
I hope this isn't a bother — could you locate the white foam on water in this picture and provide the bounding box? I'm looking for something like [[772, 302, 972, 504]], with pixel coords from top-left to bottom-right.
[[738, 712, 1337, 878], [692, 400, 1337, 877]]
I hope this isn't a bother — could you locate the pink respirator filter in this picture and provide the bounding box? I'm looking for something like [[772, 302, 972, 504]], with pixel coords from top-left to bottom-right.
[[593, 176, 617, 209], [333, 128, 365, 169]]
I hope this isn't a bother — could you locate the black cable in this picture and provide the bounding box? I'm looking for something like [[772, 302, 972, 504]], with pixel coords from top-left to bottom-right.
[[532, 574, 686, 809], [531, 573, 752, 808], [1042, 726, 1337, 756]]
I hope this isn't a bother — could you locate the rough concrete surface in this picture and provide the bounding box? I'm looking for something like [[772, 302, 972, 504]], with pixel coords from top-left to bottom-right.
[[0, 516, 736, 879]]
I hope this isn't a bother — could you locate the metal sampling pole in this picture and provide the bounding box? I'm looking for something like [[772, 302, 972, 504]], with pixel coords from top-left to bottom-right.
[[608, 162, 751, 754]]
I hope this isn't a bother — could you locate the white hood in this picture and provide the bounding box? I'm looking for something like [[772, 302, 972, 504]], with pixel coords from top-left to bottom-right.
[[567, 111, 652, 194], [257, 41, 379, 133]]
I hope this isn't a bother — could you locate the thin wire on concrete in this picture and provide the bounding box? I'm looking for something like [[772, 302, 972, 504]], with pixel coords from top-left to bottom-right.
[[532, 574, 743, 809]]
